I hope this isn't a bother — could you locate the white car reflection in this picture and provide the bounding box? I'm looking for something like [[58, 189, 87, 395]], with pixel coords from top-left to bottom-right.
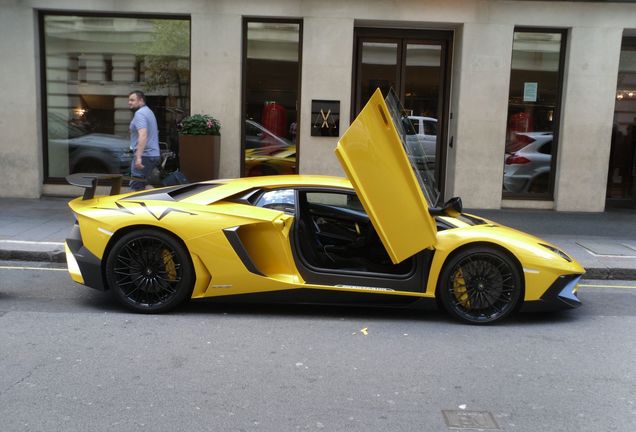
[[405, 116, 437, 170], [245, 119, 292, 151], [503, 132, 552, 194]]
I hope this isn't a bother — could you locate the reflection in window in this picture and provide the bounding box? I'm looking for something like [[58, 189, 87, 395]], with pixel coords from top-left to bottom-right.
[[404, 44, 442, 121], [42, 15, 190, 179], [243, 20, 300, 177], [503, 30, 565, 196], [359, 42, 398, 109], [255, 189, 296, 213], [608, 38, 636, 205]]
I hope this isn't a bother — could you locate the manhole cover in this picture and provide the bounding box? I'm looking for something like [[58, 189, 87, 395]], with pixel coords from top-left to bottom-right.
[[442, 410, 500, 430]]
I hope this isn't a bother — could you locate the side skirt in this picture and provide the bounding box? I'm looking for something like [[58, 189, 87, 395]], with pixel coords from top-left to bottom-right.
[[195, 287, 437, 309]]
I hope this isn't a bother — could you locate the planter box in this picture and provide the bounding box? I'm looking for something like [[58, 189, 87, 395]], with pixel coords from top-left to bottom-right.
[[178, 135, 220, 182]]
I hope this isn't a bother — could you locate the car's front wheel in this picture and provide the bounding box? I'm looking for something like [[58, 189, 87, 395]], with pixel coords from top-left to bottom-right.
[[105, 229, 194, 313], [438, 246, 523, 324]]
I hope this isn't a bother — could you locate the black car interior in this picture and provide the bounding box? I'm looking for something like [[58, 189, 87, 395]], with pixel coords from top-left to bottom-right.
[[295, 191, 412, 275]]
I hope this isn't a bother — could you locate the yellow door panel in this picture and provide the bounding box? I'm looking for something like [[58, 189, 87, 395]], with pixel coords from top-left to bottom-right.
[[335, 88, 437, 264]]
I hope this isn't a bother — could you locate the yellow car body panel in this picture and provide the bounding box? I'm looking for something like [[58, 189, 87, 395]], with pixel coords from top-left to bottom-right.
[[335, 89, 437, 264], [425, 218, 585, 301], [64, 89, 584, 322], [67, 179, 583, 302]]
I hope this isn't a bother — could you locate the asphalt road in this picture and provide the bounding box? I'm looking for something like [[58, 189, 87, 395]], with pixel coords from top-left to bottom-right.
[[1, 261, 635, 432]]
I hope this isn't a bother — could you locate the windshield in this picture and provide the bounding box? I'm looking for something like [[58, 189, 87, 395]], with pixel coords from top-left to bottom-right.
[[384, 89, 441, 206]]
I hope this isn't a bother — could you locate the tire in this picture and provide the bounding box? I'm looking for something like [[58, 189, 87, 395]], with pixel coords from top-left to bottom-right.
[[105, 229, 194, 313], [528, 173, 549, 194], [438, 246, 523, 324]]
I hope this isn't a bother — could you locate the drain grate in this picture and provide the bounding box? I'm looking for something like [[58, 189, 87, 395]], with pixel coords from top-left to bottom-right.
[[442, 410, 500, 430]]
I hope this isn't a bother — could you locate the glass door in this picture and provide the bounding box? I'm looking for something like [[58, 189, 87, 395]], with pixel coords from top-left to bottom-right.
[[354, 29, 452, 194]]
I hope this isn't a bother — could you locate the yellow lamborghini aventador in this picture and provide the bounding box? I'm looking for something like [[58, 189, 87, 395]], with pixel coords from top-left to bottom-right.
[[65, 89, 584, 324]]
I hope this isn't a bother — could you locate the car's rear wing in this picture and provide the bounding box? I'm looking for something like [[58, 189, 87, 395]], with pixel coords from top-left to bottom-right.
[[66, 173, 138, 200]]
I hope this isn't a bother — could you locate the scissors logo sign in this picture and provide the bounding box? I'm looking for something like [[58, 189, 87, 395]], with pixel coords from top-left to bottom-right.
[[319, 109, 331, 127], [311, 100, 340, 137]]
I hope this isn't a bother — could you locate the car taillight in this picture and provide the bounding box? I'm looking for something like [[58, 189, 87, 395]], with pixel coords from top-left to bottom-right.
[[506, 134, 535, 153], [515, 134, 534, 146], [505, 154, 531, 165]]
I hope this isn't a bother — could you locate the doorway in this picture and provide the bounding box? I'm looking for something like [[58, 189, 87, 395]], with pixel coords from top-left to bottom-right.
[[353, 28, 453, 195]]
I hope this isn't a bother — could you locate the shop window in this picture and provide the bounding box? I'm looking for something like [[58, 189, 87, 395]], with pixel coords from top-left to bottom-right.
[[608, 37, 636, 207], [41, 14, 190, 180], [242, 19, 301, 177], [503, 29, 566, 198]]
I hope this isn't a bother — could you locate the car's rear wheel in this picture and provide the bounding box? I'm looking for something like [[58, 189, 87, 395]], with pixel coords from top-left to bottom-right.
[[528, 173, 549, 193], [105, 229, 194, 313], [438, 246, 522, 324]]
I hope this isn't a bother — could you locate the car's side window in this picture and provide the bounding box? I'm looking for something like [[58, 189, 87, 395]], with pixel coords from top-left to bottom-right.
[[306, 191, 364, 212], [255, 188, 296, 214], [423, 120, 437, 136]]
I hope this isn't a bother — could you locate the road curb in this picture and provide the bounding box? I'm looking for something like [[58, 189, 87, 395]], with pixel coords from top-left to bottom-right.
[[0, 248, 65, 263], [584, 267, 636, 281]]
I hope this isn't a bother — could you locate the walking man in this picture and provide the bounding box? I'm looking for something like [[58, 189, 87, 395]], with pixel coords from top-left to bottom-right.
[[128, 90, 160, 191]]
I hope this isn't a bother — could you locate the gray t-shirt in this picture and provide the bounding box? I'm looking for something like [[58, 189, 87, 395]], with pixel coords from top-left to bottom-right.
[[130, 105, 160, 157]]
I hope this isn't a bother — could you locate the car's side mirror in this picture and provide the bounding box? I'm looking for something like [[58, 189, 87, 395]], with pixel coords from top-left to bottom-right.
[[443, 196, 462, 217], [428, 196, 462, 217]]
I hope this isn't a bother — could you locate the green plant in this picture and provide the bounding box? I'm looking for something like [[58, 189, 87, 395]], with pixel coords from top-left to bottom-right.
[[179, 114, 221, 135]]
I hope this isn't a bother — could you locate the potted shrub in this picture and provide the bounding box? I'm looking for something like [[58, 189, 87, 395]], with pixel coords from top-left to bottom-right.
[[178, 114, 221, 181]]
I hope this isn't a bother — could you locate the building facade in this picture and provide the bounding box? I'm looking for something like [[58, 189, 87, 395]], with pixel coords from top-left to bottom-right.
[[1, 0, 636, 211]]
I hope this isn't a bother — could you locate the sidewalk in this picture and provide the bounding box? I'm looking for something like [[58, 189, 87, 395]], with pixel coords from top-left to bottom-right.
[[1, 196, 635, 279]]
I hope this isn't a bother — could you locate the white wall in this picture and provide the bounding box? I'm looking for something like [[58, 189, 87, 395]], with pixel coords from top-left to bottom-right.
[[189, 11, 243, 179], [451, 22, 514, 209], [0, 4, 41, 198], [1, 0, 636, 212], [299, 17, 354, 177], [555, 26, 624, 211]]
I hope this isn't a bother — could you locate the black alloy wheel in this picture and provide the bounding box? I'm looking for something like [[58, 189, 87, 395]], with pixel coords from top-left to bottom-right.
[[105, 229, 194, 313], [439, 247, 523, 324]]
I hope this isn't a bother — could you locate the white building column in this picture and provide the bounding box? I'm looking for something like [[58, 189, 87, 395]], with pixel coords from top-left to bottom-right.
[[0, 5, 41, 198], [189, 11, 243, 179], [299, 17, 354, 176], [450, 22, 514, 209], [554, 26, 623, 211]]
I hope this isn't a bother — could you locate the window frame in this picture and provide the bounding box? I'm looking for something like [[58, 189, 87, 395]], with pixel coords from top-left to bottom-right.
[[240, 16, 303, 178], [38, 10, 192, 184], [351, 27, 454, 199], [503, 27, 568, 200]]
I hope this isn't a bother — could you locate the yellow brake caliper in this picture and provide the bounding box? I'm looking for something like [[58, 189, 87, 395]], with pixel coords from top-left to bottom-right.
[[453, 267, 471, 308], [162, 249, 177, 282]]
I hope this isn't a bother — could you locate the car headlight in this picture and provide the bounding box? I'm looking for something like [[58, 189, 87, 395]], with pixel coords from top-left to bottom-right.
[[539, 243, 572, 262]]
